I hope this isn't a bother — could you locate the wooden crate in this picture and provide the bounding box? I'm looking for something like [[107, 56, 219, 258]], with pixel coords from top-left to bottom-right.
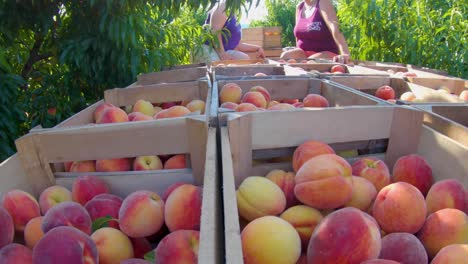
[[328, 76, 465, 104], [137, 67, 208, 85], [245, 48, 283, 59], [211, 59, 267, 67], [406, 77, 466, 96], [220, 106, 467, 263], [284, 64, 390, 78], [242, 27, 282, 48], [213, 65, 285, 79], [1, 118, 221, 263]]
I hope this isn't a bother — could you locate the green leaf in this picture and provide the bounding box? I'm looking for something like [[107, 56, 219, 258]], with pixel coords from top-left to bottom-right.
[[91, 216, 115, 232], [144, 251, 155, 262]]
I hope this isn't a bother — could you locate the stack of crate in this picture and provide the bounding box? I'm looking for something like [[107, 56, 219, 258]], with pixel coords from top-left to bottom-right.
[[241, 26, 283, 58]]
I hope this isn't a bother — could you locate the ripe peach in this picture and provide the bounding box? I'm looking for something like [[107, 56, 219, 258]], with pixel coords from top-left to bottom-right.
[[400, 91, 416, 101], [307, 207, 381, 263], [267, 103, 295, 111], [96, 158, 132, 172], [24, 216, 44, 249], [281, 98, 299, 104], [345, 176, 378, 211], [287, 59, 297, 64], [241, 91, 267, 108], [162, 182, 186, 201], [392, 154, 433, 196], [133, 99, 155, 117], [121, 259, 151, 264], [265, 169, 298, 208], [85, 196, 121, 229], [1, 190, 40, 231], [280, 205, 323, 249], [0, 207, 14, 249], [361, 260, 400, 264], [242, 216, 301, 264], [39, 185, 72, 214], [92, 193, 123, 204], [160, 105, 191, 119], [294, 154, 353, 209], [237, 176, 286, 221], [133, 155, 163, 171], [128, 112, 154, 121], [153, 106, 163, 115], [70, 160, 96, 173], [303, 94, 329, 107], [32, 226, 98, 263], [154, 230, 200, 264], [417, 208, 468, 258], [72, 175, 110, 205], [220, 102, 238, 110], [375, 85, 396, 100], [154, 109, 169, 119], [165, 184, 202, 232], [220, 83, 242, 104], [163, 154, 186, 169], [379, 233, 428, 264], [267, 100, 280, 108], [372, 182, 427, 234], [97, 106, 129, 124], [426, 179, 467, 214], [0, 243, 33, 264], [459, 90, 468, 101], [42, 201, 92, 234], [64, 161, 74, 172], [161, 102, 178, 109], [186, 99, 206, 114], [330, 64, 346, 73], [91, 227, 134, 264], [235, 102, 257, 112], [94, 102, 115, 123], [352, 157, 391, 191], [254, 72, 268, 77], [250, 85, 271, 102], [431, 244, 468, 264], [292, 140, 335, 172], [119, 190, 165, 238], [293, 102, 304, 108], [130, 237, 152, 259]]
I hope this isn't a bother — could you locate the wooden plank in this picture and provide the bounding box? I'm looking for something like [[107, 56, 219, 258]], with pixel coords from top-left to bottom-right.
[[211, 59, 265, 66], [227, 114, 253, 187], [54, 100, 102, 127], [0, 154, 38, 195], [322, 82, 381, 107], [407, 82, 464, 103], [418, 107, 468, 147], [187, 118, 209, 185], [431, 105, 468, 126], [136, 67, 207, 85], [328, 76, 391, 90], [406, 77, 465, 95], [214, 66, 285, 77]]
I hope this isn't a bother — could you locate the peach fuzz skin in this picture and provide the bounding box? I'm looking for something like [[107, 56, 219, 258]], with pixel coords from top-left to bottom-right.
[[292, 140, 335, 172], [1, 189, 40, 232], [431, 244, 468, 264], [72, 175, 110, 206], [164, 184, 202, 232], [392, 154, 433, 196], [154, 230, 200, 264], [0, 207, 14, 249], [425, 179, 467, 215], [24, 216, 44, 249], [0, 243, 33, 264], [91, 227, 134, 264], [352, 157, 391, 191], [41, 201, 92, 235]]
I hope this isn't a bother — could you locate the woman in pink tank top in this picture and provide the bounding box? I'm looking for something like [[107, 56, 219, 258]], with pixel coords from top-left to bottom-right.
[[281, 0, 350, 63]]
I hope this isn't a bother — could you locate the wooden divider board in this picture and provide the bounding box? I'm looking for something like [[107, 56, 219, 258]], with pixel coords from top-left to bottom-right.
[[136, 67, 208, 85], [406, 77, 466, 95], [213, 65, 285, 77], [221, 106, 467, 264]]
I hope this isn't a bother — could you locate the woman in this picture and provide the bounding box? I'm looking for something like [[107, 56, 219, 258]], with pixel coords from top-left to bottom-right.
[[281, 0, 350, 63], [194, 1, 265, 63]]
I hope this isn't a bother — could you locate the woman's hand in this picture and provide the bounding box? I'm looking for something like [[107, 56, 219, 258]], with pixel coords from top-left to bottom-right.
[[333, 54, 350, 64], [218, 51, 235, 60], [256, 47, 265, 58]]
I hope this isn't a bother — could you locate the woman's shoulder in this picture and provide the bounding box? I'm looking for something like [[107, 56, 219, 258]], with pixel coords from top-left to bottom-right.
[[296, 1, 304, 9]]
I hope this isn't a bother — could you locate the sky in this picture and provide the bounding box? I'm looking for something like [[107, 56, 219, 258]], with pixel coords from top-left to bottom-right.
[[240, 1, 267, 27]]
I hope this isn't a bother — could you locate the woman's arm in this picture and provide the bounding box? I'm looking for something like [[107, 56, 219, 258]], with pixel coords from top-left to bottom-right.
[[209, 2, 235, 60], [235, 43, 265, 58], [319, 0, 350, 58]]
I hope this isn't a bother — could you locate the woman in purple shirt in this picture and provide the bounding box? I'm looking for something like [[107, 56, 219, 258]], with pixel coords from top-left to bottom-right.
[[281, 0, 350, 63]]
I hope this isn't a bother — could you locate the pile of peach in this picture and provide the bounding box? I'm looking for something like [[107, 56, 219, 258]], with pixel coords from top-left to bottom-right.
[[0, 175, 203, 263], [94, 98, 205, 124], [375, 85, 468, 103], [219, 83, 330, 112], [62, 154, 187, 173], [236, 140, 467, 264]]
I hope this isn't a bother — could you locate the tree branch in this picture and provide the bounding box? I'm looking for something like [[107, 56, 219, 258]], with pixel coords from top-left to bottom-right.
[[20, 34, 50, 83]]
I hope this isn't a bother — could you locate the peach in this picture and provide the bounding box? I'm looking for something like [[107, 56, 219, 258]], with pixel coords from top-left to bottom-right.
[[426, 179, 467, 214], [128, 112, 153, 121], [186, 99, 206, 114], [91, 227, 134, 264], [292, 140, 335, 172], [154, 109, 169, 119], [254, 72, 268, 77], [154, 230, 200, 264], [1, 190, 40, 231], [235, 102, 257, 112], [133, 99, 155, 117], [293, 102, 304, 108], [265, 169, 298, 208], [96, 158, 132, 172], [69, 160, 96, 173], [330, 64, 346, 73], [400, 91, 416, 101], [281, 98, 299, 104], [161, 102, 177, 109], [345, 176, 378, 211], [130, 237, 152, 259], [164, 154, 186, 169], [294, 154, 353, 209], [159, 105, 190, 119], [72, 175, 110, 205], [375, 85, 396, 100], [97, 106, 129, 124], [32, 226, 98, 263], [133, 155, 163, 171], [241, 91, 267, 108], [268, 103, 296, 111], [361, 260, 401, 264], [39, 185, 72, 214], [220, 102, 238, 110], [303, 94, 329, 107], [379, 233, 428, 264], [242, 216, 301, 264], [0, 243, 33, 264], [85, 197, 121, 229], [417, 208, 468, 258], [267, 100, 280, 108], [250, 85, 271, 102], [236, 176, 287, 221], [153, 106, 163, 115], [392, 154, 433, 196], [372, 182, 427, 234], [121, 259, 151, 264], [64, 161, 74, 172], [92, 193, 123, 204], [165, 184, 202, 232], [280, 205, 323, 249], [459, 90, 468, 101], [220, 83, 242, 104], [297, 254, 308, 264], [431, 244, 468, 264], [287, 59, 297, 64], [119, 190, 165, 238], [162, 182, 186, 201], [24, 216, 44, 249], [307, 207, 381, 264], [0, 207, 14, 249], [352, 157, 391, 191], [42, 201, 92, 234], [94, 102, 115, 122]]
